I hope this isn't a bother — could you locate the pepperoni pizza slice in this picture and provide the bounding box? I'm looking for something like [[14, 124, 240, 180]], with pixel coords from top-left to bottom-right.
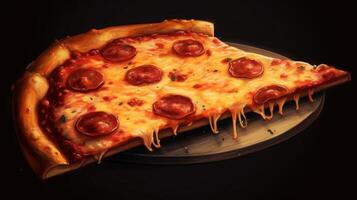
[[13, 19, 350, 178]]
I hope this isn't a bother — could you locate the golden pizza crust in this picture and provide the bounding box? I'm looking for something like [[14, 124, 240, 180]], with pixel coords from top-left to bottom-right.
[[13, 19, 215, 179], [13, 72, 69, 178]]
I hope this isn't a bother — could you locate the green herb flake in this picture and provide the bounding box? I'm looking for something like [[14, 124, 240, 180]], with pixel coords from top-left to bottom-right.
[[223, 58, 232, 63], [170, 75, 177, 81], [267, 129, 274, 135], [59, 115, 67, 123], [202, 105, 206, 111]]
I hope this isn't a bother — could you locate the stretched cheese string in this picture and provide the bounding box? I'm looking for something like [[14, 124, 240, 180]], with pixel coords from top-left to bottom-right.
[[141, 130, 153, 151], [95, 150, 108, 164], [230, 110, 238, 139], [277, 98, 287, 115], [213, 112, 223, 133], [208, 116, 215, 133], [238, 106, 247, 128], [208, 112, 223, 134], [152, 128, 161, 148], [266, 102, 275, 120], [294, 94, 300, 110], [308, 89, 314, 102], [171, 124, 179, 136], [254, 105, 267, 119]]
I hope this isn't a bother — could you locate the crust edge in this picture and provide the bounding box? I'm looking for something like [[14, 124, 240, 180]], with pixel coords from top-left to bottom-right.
[[13, 72, 69, 178]]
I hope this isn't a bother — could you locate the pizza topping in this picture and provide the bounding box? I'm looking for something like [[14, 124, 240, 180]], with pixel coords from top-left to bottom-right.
[[101, 42, 137, 62], [298, 66, 305, 71], [67, 69, 104, 92], [40, 99, 50, 108], [155, 43, 164, 49], [102, 96, 117, 102], [280, 73, 288, 79], [271, 59, 282, 66], [127, 98, 144, 106], [89, 49, 100, 56], [172, 39, 205, 57], [168, 71, 188, 82], [75, 111, 118, 137], [229, 57, 264, 79], [125, 65, 163, 85], [153, 95, 195, 120], [253, 85, 289, 105], [316, 64, 329, 72], [314, 65, 339, 82], [221, 57, 232, 63]]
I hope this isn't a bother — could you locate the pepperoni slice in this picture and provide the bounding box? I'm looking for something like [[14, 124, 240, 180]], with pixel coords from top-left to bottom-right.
[[101, 42, 136, 62], [125, 65, 163, 85], [172, 39, 205, 57], [229, 57, 264, 78], [75, 111, 119, 137], [153, 95, 195, 120], [253, 85, 289, 105], [67, 68, 104, 92]]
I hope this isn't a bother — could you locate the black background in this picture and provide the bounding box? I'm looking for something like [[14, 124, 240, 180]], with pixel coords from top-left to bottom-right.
[[1, 0, 356, 199]]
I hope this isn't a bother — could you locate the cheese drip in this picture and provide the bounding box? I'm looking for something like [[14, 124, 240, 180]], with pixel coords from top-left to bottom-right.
[[231, 110, 238, 139], [253, 98, 287, 119], [308, 89, 314, 102], [140, 128, 162, 151], [152, 128, 161, 148], [140, 130, 154, 151], [277, 98, 287, 115], [171, 124, 179, 136], [230, 106, 247, 139], [238, 107, 247, 128], [266, 102, 275, 120], [294, 94, 300, 110], [94, 150, 108, 164], [253, 105, 267, 119], [208, 113, 223, 134]]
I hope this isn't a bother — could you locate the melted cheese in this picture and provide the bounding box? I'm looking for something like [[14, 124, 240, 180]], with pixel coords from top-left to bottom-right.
[[53, 32, 327, 155], [308, 89, 314, 102], [294, 94, 300, 110]]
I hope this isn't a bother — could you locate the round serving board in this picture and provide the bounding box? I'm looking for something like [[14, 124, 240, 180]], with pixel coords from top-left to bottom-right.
[[108, 43, 325, 164]]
